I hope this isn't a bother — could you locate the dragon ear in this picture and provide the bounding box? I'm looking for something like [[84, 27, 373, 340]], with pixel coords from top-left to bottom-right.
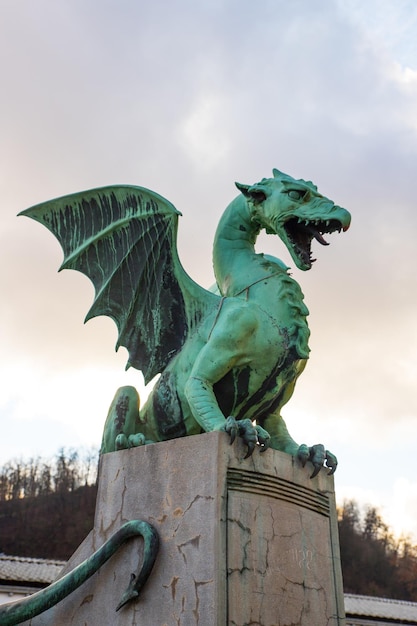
[[235, 182, 251, 197], [236, 182, 267, 203]]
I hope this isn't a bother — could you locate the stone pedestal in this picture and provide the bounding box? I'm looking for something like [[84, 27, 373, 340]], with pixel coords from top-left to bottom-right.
[[25, 432, 345, 625]]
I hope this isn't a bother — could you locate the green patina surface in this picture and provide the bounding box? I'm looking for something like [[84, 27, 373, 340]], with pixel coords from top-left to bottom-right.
[[20, 169, 350, 476]]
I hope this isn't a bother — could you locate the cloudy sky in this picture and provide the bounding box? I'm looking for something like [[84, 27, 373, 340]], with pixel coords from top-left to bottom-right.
[[1, 0, 417, 540]]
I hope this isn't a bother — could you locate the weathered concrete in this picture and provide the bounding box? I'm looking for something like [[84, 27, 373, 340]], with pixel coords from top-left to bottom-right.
[[25, 432, 345, 625]]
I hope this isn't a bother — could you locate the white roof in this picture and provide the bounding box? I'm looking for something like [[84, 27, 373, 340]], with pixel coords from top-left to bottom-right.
[[0, 555, 65, 585], [345, 593, 417, 622]]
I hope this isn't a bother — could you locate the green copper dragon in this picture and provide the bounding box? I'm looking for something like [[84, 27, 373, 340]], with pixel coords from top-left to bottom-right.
[[20, 168, 350, 478], [3, 168, 350, 624]]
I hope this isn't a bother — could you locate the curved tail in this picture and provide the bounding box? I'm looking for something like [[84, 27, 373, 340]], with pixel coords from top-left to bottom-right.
[[0, 520, 159, 626]]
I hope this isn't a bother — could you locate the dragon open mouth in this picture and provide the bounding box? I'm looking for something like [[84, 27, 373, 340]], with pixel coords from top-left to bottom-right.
[[283, 217, 344, 269]]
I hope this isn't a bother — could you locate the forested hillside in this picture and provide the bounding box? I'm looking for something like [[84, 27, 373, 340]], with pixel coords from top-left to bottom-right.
[[1, 450, 417, 600], [338, 500, 417, 601], [0, 448, 98, 560]]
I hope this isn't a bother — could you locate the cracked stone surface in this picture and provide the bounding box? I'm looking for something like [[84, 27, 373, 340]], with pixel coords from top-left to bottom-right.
[[227, 493, 337, 625], [23, 431, 345, 625]]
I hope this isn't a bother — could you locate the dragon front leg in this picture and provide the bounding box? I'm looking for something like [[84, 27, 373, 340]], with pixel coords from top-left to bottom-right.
[[185, 378, 269, 458], [184, 300, 267, 456]]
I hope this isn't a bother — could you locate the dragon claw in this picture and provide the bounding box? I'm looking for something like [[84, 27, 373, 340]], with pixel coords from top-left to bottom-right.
[[115, 432, 146, 451], [297, 443, 310, 467], [238, 419, 258, 458], [115, 433, 129, 450], [297, 443, 338, 478], [255, 425, 271, 453], [310, 462, 322, 479], [223, 417, 271, 458], [243, 440, 256, 459], [224, 416, 239, 445], [308, 443, 326, 478], [325, 450, 338, 475]]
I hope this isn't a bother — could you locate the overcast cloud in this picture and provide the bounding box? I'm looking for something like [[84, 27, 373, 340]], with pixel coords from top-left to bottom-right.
[[1, 0, 417, 538]]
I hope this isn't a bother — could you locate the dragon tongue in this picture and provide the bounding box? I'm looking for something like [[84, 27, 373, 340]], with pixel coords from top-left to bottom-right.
[[299, 221, 330, 246], [309, 225, 329, 246]]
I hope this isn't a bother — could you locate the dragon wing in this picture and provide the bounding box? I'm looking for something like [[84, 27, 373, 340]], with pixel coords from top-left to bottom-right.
[[20, 185, 220, 383]]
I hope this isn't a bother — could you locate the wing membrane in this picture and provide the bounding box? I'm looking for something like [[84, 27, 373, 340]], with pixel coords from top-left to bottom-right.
[[20, 185, 219, 383]]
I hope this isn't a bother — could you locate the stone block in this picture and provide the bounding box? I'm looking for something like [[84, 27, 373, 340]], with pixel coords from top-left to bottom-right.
[[25, 431, 345, 625]]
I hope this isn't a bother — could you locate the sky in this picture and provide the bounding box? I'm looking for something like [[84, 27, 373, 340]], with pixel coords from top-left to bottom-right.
[[1, 0, 417, 541]]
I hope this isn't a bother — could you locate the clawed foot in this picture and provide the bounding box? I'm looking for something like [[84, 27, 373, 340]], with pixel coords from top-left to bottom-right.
[[223, 416, 271, 458], [115, 433, 146, 450], [297, 443, 338, 478]]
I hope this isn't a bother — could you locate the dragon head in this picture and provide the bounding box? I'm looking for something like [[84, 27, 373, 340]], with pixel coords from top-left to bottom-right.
[[236, 168, 351, 270]]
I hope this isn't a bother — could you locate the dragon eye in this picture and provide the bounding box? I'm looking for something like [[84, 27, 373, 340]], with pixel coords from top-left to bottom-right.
[[287, 189, 306, 201]]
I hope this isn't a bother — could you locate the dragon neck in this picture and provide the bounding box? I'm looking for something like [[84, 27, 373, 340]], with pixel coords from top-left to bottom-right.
[[212, 194, 310, 359], [213, 195, 264, 295]]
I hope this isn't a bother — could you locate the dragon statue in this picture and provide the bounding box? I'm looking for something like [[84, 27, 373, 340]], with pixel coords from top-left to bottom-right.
[[20, 168, 350, 477], [5, 168, 349, 624]]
